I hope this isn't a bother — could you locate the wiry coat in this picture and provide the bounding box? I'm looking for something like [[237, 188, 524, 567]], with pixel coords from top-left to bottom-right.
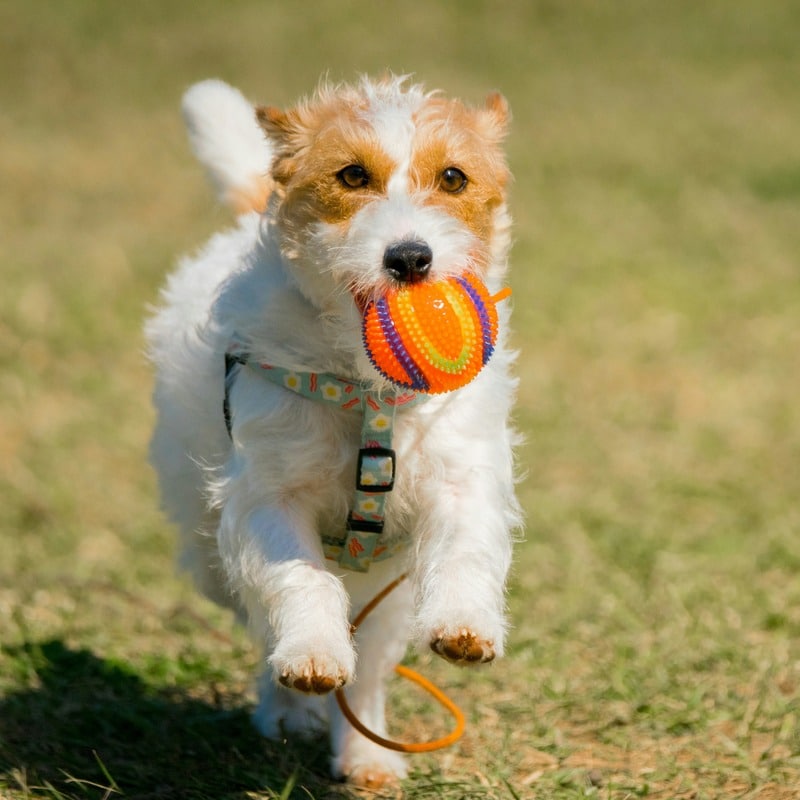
[[146, 76, 521, 787]]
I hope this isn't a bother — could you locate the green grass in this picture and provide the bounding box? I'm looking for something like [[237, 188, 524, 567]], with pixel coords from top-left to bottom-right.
[[2, 1, 800, 797]]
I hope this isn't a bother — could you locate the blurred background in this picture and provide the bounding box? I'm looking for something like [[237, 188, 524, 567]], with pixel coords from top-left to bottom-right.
[[1, 2, 799, 798]]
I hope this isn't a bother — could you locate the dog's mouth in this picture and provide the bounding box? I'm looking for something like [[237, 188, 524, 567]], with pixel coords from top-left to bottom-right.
[[347, 249, 486, 317], [351, 289, 372, 316], [349, 274, 441, 316], [348, 281, 395, 316]]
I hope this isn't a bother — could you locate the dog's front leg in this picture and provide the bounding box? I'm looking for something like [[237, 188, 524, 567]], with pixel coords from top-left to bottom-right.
[[219, 503, 356, 693], [413, 466, 516, 666]]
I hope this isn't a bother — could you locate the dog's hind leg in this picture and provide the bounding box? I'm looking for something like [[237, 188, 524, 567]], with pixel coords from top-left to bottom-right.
[[328, 564, 412, 788], [252, 651, 328, 739]]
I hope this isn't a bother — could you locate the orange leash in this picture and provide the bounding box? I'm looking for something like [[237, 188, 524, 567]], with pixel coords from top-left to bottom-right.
[[334, 573, 466, 753], [490, 286, 513, 305]]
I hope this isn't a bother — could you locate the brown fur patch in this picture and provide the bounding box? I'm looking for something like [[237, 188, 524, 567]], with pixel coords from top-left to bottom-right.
[[410, 96, 511, 265], [286, 124, 396, 225], [259, 99, 399, 233], [228, 177, 273, 215]]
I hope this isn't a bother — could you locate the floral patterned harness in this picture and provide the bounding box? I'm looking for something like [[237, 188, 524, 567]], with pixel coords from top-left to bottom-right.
[[224, 346, 424, 572]]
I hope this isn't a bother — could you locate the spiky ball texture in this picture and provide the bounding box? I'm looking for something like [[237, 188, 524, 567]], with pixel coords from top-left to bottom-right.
[[362, 274, 503, 394]]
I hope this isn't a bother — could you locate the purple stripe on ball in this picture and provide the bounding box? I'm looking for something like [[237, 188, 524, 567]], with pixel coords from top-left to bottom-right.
[[376, 297, 429, 391], [455, 276, 494, 365]]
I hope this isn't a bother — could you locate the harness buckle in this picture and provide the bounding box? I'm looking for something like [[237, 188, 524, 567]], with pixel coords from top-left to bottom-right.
[[356, 446, 396, 493], [346, 516, 385, 535]]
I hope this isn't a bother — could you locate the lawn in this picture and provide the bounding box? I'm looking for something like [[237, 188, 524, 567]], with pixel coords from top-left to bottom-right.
[[1, 1, 799, 798]]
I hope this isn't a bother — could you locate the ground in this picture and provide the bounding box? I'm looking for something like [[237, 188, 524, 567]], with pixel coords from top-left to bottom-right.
[[1, 1, 799, 798]]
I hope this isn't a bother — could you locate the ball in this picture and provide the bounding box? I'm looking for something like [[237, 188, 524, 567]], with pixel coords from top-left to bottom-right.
[[362, 274, 510, 394]]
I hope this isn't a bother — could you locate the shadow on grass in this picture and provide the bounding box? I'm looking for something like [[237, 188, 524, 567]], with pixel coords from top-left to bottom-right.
[[0, 640, 341, 800]]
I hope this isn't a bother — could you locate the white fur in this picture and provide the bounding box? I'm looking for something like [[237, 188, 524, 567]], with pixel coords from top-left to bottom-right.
[[146, 77, 521, 786], [182, 79, 273, 207]]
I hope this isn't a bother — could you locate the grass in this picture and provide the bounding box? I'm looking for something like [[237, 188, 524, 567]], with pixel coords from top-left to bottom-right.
[[2, 0, 800, 797]]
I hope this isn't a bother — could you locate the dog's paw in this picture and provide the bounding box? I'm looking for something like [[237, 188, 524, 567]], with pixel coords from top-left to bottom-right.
[[430, 628, 496, 665], [346, 764, 403, 791], [276, 654, 352, 694], [333, 748, 407, 790], [252, 680, 328, 739]]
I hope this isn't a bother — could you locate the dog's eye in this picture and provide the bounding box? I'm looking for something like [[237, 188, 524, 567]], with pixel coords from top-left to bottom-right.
[[439, 167, 468, 194], [337, 164, 370, 189]]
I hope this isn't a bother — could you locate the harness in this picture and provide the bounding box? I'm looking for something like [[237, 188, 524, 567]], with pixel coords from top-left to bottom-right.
[[224, 346, 424, 572]]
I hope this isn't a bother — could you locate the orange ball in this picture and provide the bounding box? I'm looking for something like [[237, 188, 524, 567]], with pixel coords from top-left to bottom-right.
[[362, 274, 510, 394]]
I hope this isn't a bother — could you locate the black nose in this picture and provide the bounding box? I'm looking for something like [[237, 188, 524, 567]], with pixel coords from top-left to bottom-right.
[[383, 240, 433, 283]]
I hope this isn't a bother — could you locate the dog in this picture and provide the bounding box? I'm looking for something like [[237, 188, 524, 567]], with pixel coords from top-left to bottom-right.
[[146, 75, 521, 788]]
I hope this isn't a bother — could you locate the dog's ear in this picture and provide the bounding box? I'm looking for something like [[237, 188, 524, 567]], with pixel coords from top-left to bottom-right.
[[256, 105, 299, 184], [256, 105, 290, 137], [478, 93, 511, 142]]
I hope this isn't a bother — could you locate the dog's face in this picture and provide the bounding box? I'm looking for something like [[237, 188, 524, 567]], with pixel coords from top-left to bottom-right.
[[256, 77, 511, 317]]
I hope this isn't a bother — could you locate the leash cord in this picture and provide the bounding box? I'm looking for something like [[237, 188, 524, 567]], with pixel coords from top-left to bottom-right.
[[334, 573, 466, 753]]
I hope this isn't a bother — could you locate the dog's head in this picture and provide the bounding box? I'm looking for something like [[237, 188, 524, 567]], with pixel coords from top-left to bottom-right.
[[256, 76, 512, 320]]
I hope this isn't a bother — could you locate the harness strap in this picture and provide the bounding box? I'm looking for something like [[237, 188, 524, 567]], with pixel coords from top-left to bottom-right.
[[223, 346, 422, 571], [224, 352, 248, 437]]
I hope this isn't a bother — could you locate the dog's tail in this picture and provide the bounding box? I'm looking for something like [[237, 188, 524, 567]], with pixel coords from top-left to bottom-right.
[[181, 79, 273, 215]]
